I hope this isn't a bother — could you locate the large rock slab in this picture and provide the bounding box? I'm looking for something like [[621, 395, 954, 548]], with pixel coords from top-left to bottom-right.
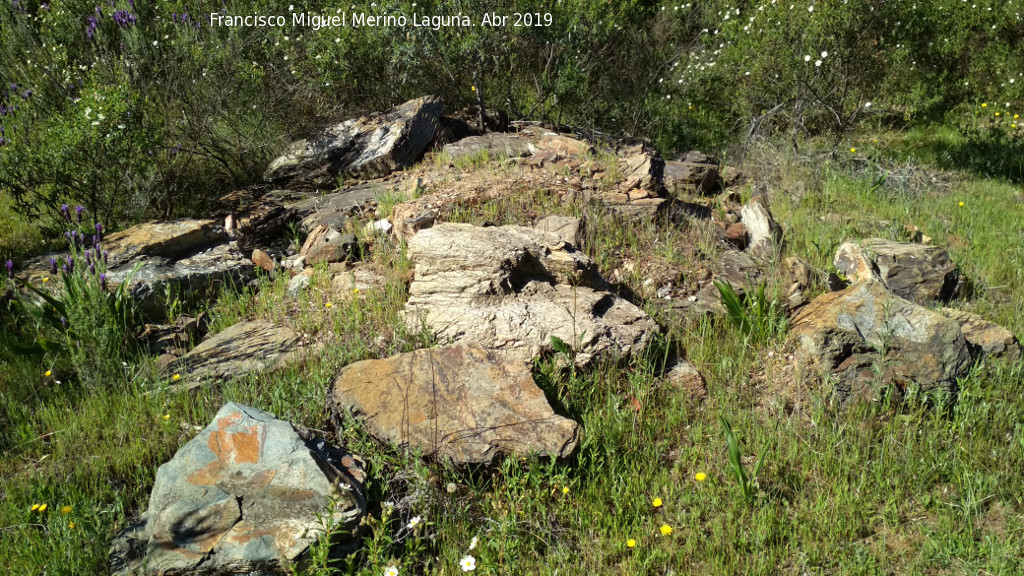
[[442, 125, 593, 163], [104, 219, 226, 268], [329, 342, 579, 464], [405, 223, 657, 365], [834, 239, 962, 303], [265, 96, 443, 188], [110, 403, 366, 576], [940, 308, 1022, 361], [105, 242, 255, 321], [791, 279, 972, 403], [170, 321, 306, 385]]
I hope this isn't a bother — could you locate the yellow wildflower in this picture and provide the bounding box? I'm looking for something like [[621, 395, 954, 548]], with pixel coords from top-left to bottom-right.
[[60, 505, 72, 514], [659, 524, 672, 536], [996, 112, 1001, 117], [38, 503, 48, 513], [68, 522, 76, 529], [695, 472, 708, 482], [1013, 124, 1018, 129], [850, 147, 857, 153], [982, 102, 988, 108], [325, 302, 333, 308], [44, 370, 52, 377], [562, 486, 569, 495], [958, 202, 965, 207], [652, 497, 663, 508], [31, 504, 40, 512], [471, 85, 476, 92], [626, 538, 637, 548], [1015, 114, 1019, 119], [353, 288, 359, 294], [43, 277, 49, 282], [163, 414, 171, 420], [172, 374, 181, 381]]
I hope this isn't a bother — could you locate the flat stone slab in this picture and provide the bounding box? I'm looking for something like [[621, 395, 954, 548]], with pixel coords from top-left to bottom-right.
[[330, 342, 579, 464], [834, 239, 962, 303], [110, 402, 367, 576], [170, 321, 306, 385]]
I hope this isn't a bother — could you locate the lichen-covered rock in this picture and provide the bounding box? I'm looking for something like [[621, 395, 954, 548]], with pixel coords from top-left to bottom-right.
[[265, 96, 443, 188], [329, 342, 579, 464], [663, 160, 720, 196], [110, 403, 366, 576], [404, 223, 657, 365], [834, 239, 962, 303], [791, 279, 972, 403], [169, 321, 306, 386], [534, 215, 583, 246]]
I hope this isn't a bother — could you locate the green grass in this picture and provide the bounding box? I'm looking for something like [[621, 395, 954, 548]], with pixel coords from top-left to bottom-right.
[[2, 133, 1024, 575]]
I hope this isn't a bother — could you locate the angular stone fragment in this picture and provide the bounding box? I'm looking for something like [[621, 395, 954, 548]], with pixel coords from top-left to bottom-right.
[[404, 223, 657, 365], [329, 342, 579, 464], [534, 215, 583, 246], [791, 279, 972, 402], [834, 238, 962, 303], [663, 161, 720, 196], [170, 321, 306, 385], [299, 225, 357, 265], [739, 197, 782, 260], [940, 308, 1022, 361], [265, 96, 443, 187], [110, 402, 366, 576], [286, 184, 380, 233]]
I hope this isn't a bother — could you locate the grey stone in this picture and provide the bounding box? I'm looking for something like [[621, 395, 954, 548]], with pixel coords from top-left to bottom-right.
[[170, 321, 306, 385], [534, 215, 583, 246], [265, 96, 443, 188], [834, 238, 962, 303], [110, 403, 366, 576]]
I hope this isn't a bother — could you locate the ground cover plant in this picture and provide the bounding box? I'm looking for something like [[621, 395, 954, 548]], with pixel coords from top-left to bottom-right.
[[2, 1, 1024, 575]]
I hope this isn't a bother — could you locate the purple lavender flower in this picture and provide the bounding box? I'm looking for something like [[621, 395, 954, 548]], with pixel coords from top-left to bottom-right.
[[89, 261, 96, 275], [61, 263, 68, 275], [49, 258, 57, 275], [65, 255, 74, 273], [87, 15, 99, 39], [5, 259, 12, 279], [60, 316, 67, 327], [92, 234, 99, 249], [95, 222, 103, 241], [60, 204, 70, 221], [21, 90, 31, 101], [75, 205, 84, 223], [84, 250, 92, 264], [99, 273, 107, 291], [102, 250, 109, 264]]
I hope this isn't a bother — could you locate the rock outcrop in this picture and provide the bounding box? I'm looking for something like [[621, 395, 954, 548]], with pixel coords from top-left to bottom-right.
[[265, 96, 443, 188], [329, 342, 579, 464], [834, 239, 962, 303], [404, 223, 657, 365], [110, 403, 366, 576], [791, 278, 972, 403]]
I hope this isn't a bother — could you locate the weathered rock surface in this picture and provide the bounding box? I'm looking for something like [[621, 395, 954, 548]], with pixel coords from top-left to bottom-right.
[[105, 242, 255, 321], [231, 200, 297, 251], [534, 215, 583, 246], [286, 184, 380, 232], [169, 321, 306, 385], [104, 219, 226, 268], [791, 279, 972, 402], [940, 308, 1022, 361], [739, 197, 782, 260], [666, 360, 707, 400], [110, 403, 366, 576], [265, 96, 443, 188], [663, 160, 720, 196], [834, 239, 962, 303], [442, 125, 593, 163], [329, 342, 579, 464], [299, 225, 357, 265], [404, 223, 657, 365]]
